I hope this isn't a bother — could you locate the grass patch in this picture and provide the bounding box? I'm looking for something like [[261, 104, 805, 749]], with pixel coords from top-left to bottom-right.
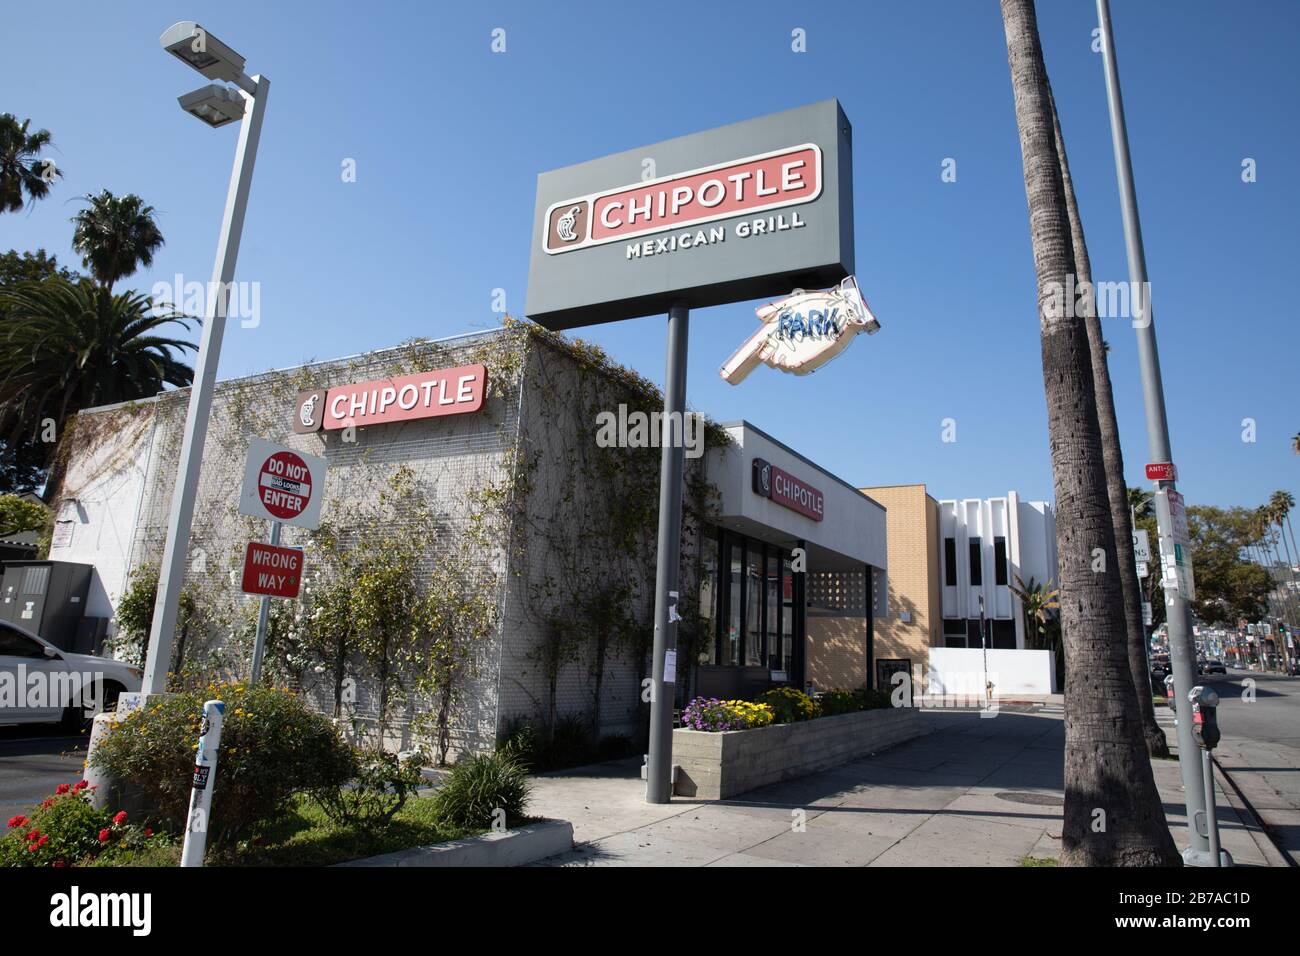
[[1018, 855, 1060, 867], [221, 792, 482, 867]]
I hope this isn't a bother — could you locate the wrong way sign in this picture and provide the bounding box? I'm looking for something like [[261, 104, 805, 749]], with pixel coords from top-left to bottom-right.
[[241, 542, 304, 599], [239, 437, 327, 530]]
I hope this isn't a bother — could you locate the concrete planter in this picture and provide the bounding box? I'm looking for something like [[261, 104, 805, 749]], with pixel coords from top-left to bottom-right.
[[336, 819, 573, 867], [673, 706, 926, 800]]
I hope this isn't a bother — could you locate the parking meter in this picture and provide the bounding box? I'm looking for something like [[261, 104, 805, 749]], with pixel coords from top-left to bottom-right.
[[1189, 685, 1220, 751], [1164, 673, 1175, 704]]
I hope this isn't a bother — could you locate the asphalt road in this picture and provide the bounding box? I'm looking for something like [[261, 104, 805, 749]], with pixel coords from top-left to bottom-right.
[[0, 725, 90, 822], [1198, 668, 1300, 865]]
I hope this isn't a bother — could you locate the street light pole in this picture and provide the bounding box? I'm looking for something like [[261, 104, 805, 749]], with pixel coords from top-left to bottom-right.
[[142, 31, 268, 695], [1096, 0, 1219, 865]]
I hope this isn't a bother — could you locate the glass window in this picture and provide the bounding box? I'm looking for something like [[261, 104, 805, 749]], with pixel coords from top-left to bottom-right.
[[944, 537, 957, 586], [745, 540, 763, 666], [968, 538, 983, 586], [0, 625, 46, 658], [726, 540, 742, 665], [698, 530, 719, 665], [766, 550, 779, 670], [781, 554, 794, 675], [994, 537, 1008, 586]]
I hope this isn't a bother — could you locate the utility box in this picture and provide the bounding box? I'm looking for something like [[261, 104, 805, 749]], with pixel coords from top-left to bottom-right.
[[0, 560, 93, 651]]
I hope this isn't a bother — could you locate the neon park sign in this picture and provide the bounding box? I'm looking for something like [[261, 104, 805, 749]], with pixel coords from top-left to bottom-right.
[[293, 364, 487, 433]]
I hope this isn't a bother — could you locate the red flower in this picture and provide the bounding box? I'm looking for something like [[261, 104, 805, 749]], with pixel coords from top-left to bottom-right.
[[55, 783, 70, 795], [41, 799, 54, 809], [7, 815, 28, 829], [52, 860, 66, 868], [72, 780, 88, 792], [36, 834, 48, 847], [144, 828, 154, 838], [25, 829, 40, 842], [26, 844, 37, 853], [97, 829, 110, 843], [112, 810, 128, 826]]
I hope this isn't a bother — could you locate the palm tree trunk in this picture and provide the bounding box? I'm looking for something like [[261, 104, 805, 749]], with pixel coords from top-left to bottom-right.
[[1050, 93, 1168, 758], [1001, 0, 1178, 866]]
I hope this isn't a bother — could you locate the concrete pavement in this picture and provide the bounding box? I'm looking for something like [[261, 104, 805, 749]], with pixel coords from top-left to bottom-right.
[[529, 703, 1279, 866]]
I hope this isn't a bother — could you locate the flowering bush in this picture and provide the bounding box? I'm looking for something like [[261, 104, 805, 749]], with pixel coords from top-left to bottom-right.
[[756, 687, 820, 723], [681, 697, 775, 732], [90, 682, 356, 846], [0, 781, 166, 867]]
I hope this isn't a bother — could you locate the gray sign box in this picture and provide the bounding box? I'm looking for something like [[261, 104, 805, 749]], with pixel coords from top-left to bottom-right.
[[525, 99, 854, 331]]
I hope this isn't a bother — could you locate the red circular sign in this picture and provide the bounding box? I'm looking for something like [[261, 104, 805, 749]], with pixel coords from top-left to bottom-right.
[[258, 451, 312, 521]]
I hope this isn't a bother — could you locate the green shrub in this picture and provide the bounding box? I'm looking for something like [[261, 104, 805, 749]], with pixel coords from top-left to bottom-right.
[[757, 687, 820, 723], [431, 749, 532, 830], [818, 689, 861, 716], [819, 687, 895, 716], [313, 747, 425, 831], [497, 718, 540, 769], [0, 781, 168, 867], [90, 683, 356, 846]]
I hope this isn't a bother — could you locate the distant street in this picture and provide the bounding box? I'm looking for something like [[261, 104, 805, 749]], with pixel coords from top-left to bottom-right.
[[0, 726, 87, 822], [1201, 669, 1300, 866]]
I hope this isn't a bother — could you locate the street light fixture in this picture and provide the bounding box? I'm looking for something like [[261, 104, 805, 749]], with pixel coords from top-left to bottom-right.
[[159, 20, 251, 90], [177, 84, 246, 128], [139, 22, 270, 698]]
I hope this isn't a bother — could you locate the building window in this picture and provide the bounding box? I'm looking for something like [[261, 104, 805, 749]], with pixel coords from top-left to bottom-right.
[[726, 540, 742, 665], [944, 537, 957, 586], [698, 529, 719, 665], [968, 537, 982, 586], [994, 537, 1008, 586], [745, 540, 764, 666]]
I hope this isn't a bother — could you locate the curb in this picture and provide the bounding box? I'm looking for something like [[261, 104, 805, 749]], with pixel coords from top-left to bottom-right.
[[1211, 756, 1293, 868], [336, 819, 574, 867]]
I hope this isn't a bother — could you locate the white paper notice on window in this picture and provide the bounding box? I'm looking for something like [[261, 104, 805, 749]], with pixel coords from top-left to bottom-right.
[[664, 650, 677, 684]]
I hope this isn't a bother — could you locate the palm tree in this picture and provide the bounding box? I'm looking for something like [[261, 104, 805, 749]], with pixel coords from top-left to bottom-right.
[[0, 114, 61, 213], [70, 191, 165, 293], [1128, 486, 1154, 519], [1000, 0, 1178, 865], [1009, 574, 1060, 646], [1292, 432, 1299, 455], [0, 277, 195, 497], [1051, 95, 1168, 758]]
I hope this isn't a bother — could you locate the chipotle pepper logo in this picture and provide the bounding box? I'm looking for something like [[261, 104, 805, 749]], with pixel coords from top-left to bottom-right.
[[293, 389, 326, 434]]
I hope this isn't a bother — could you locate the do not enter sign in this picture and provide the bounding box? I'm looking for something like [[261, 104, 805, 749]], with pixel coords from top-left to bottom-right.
[[239, 438, 327, 530]]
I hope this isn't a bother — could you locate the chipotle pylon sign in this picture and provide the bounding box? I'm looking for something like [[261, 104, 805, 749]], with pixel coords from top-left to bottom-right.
[[526, 99, 853, 331], [294, 364, 487, 433]]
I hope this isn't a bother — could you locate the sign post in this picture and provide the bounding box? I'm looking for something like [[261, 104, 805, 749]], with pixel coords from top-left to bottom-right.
[[238, 438, 325, 684], [646, 303, 689, 804]]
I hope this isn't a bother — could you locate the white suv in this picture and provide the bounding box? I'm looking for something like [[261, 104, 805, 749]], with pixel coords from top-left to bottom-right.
[[0, 621, 142, 731]]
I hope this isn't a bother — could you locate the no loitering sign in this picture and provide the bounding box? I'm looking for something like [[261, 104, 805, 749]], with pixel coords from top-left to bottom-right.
[[239, 437, 327, 530]]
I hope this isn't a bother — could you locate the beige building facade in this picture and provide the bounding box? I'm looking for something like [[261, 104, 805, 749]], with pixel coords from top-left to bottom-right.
[[859, 484, 942, 698]]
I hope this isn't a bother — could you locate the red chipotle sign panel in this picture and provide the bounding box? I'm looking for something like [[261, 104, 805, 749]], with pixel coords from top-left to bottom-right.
[[751, 457, 824, 522], [294, 364, 487, 433]]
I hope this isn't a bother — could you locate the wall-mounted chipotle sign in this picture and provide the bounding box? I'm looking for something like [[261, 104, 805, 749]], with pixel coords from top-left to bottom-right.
[[293, 364, 487, 433], [751, 457, 824, 522]]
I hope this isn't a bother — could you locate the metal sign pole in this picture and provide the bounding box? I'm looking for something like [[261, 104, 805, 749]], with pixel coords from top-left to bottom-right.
[[248, 519, 282, 685], [1097, 0, 1210, 864], [646, 302, 689, 804]]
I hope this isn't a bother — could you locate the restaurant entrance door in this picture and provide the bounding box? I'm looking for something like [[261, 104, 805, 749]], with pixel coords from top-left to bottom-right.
[[695, 527, 804, 700]]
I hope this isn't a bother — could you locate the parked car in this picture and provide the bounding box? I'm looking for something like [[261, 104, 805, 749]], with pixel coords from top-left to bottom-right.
[[0, 621, 141, 731], [1201, 659, 1227, 675], [1150, 652, 1171, 693]]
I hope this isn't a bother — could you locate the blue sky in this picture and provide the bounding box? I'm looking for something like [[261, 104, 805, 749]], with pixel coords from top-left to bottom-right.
[[3, 0, 1296, 509]]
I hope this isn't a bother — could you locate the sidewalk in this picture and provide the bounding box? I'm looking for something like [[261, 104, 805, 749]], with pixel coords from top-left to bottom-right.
[[528, 704, 1279, 866]]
